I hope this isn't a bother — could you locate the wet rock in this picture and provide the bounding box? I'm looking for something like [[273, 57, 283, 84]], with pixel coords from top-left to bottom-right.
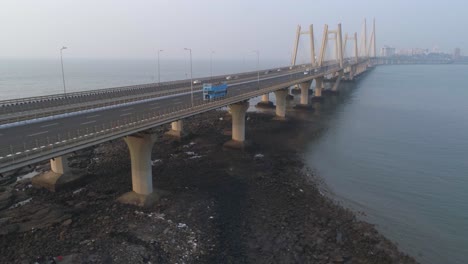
[[333, 254, 345, 263], [61, 219, 73, 227], [58, 254, 82, 264], [0, 111, 417, 264], [0, 190, 14, 210], [0, 176, 16, 186], [336, 230, 343, 244], [74, 201, 87, 211], [0, 217, 11, 226], [0, 223, 19, 235], [0, 202, 72, 234]]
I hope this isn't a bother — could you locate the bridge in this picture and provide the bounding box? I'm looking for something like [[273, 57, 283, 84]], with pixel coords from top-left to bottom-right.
[[0, 21, 377, 206]]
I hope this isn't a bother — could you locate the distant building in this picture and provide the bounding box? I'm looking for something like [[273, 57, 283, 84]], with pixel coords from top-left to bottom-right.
[[412, 48, 428, 55], [381, 46, 395, 57], [453, 48, 461, 60]]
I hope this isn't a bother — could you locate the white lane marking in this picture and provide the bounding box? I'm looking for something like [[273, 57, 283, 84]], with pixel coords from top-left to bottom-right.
[[81, 120, 97, 125], [27, 131, 49, 137], [86, 114, 100, 119], [120, 108, 133, 112], [120, 113, 132, 117], [173, 101, 183, 105], [40, 122, 59, 128], [0, 64, 329, 130]]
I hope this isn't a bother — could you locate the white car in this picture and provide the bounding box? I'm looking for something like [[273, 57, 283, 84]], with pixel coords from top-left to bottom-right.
[[226, 76, 232, 80], [193, 80, 201, 84], [304, 71, 309, 75]]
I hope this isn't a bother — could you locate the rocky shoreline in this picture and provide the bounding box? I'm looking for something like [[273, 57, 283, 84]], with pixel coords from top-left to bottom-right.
[[0, 108, 417, 263]]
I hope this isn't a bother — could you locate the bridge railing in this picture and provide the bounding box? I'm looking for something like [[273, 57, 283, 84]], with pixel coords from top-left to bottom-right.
[[0, 63, 313, 108], [0, 64, 317, 125], [0, 60, 365, 173], [0, 83, 203, 125], [0, 88, 259, 170], [0, 63, 348, 171]]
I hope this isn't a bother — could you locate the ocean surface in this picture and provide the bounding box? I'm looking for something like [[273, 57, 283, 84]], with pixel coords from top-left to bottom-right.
[[304, 65, 468, 264], [1, 60, 467, 263]]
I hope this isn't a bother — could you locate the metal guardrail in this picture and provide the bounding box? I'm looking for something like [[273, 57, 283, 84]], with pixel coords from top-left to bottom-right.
[[0, 60, 371, 173], [0, 64, 318, 124], [0, 84, 201, 125], [0, 63, 314, 107]]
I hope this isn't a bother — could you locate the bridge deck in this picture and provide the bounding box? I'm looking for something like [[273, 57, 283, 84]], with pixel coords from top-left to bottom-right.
[[0, 60, 369, 173]]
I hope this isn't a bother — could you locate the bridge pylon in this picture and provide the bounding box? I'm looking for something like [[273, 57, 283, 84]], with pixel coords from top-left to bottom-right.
[[317, 24, 344, 68], [291, 24, 316, 67]]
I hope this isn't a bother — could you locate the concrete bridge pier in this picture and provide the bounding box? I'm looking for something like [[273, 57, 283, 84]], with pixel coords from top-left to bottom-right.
[[256, 93, 274, 108], [356, 64, 366, 76], [224, 101, 249, 149], [32, 156, 85, 192], [117, 132, 159, 207], [165, 120, 184, 139], [349, 66, 355, 80], [274, 88, 289, 120], [356, 65, 361, 76], [294, 81, 313, 110], [330, 72, 343, 94], [312, 77, 324, 102]]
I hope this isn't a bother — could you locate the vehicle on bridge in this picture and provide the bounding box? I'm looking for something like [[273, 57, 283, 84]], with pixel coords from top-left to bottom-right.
[[203, 83, 228, 100]]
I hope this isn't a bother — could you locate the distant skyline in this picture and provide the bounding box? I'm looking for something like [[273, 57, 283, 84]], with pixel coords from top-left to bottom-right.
[[0, 0, 466, 60]]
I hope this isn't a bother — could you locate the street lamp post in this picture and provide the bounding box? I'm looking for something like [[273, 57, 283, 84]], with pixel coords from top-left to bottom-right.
[[252, 50, 260, 89], [157, 49, 163, 84], [210, 50, 215, 80], [60, 46, 67, 96], [184, 48, 194, 107]]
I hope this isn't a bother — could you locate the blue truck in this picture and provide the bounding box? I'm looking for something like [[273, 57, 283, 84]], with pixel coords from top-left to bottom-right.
[[202, 83, 228, 100]]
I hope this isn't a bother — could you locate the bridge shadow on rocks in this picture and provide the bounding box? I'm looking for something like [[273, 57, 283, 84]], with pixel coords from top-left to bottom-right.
[[0, 108, 416, 263]]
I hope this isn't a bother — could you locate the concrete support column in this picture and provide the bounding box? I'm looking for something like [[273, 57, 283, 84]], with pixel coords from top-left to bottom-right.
[[294, 81, 313, 110], [224, 101, 249, 149], [349, 66, 355, 80], [274, 88, 289, 120], [256, 93, 274, 108], [51, 156, 69, 174], [299, 82, 310, 104], [331, 71, 343, 94], [165, 120, 184, 138], [32, 155, 85, 192], [118, 132, 159, 207], [312, 77, 324, 102]]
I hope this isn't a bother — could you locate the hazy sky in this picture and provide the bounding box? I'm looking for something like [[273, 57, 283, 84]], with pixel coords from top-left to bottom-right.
[[0, 0, 466, 60]]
